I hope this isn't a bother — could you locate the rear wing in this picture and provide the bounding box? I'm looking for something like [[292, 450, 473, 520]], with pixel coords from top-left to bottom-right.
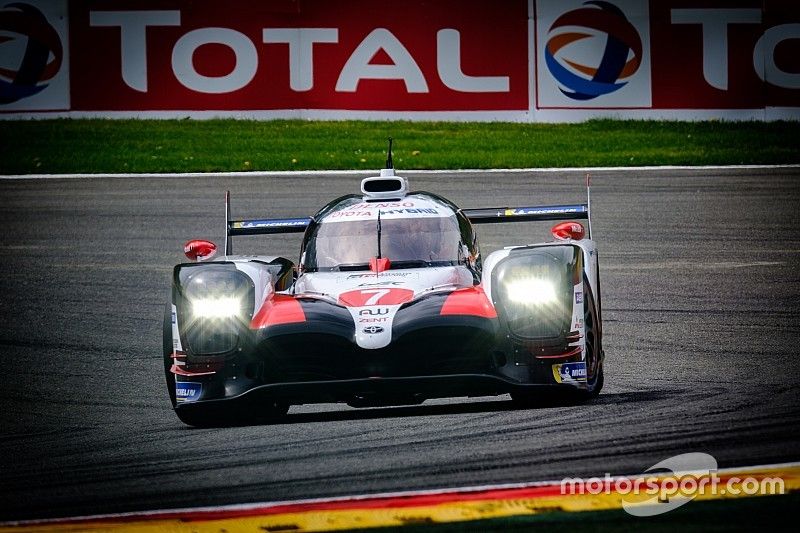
[[462, 204, 588, 223], [222, 175, 593, 254], [462, 174, 594, 238], [223, 191, 311, 255]]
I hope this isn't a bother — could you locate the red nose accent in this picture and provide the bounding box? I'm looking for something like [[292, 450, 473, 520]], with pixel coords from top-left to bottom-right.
[[250, 295, 306, 329], [551, 222, 586, 241], [370, 257, 391, 273], [440, 286, 497, 318], [183, 239, 217, 261]]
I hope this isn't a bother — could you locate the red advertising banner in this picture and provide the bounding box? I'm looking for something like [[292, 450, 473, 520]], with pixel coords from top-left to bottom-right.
[[650, 0, 800, 109], [67, 0, 530, 111], [0, 0, 797, 119]]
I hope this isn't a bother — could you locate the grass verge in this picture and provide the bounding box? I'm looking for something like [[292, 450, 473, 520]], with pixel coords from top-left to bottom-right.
[[0, 118, 798, 174]]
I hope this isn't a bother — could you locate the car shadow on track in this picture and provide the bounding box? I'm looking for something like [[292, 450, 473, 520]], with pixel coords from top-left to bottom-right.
[[278, 399, 516, 424], [173, 389, 678, 428], [266, 389, 677, 425]]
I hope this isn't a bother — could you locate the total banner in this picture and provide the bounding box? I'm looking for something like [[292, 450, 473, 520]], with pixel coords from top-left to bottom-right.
[[0, 0, 797, 121]]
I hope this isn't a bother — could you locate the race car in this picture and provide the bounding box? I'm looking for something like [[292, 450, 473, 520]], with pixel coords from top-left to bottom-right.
[[163, 145, 604, 426]]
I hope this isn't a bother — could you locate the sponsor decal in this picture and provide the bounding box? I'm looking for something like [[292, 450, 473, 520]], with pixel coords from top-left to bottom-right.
[[545, 1, 642, 100], [348, 272, 412, 279], [536, 0, 652, 108], [359, 317, 388, 323], [345, 201, 415, 210], [71, 0, 528, 112], [504, 205, 587, 216], [650, 3, 800, 109], [324, 198, 449, 222], [552, 361, 587, 383], [175, 381, 202, 402], [171, 305, 182, 351], [328, 207, 444, 221], [363, 325, 384, 334], [0, 0, 69, 110], [235, 218, 309, 229], [359, 307, 390, 316], [575, 291, 583, 304]]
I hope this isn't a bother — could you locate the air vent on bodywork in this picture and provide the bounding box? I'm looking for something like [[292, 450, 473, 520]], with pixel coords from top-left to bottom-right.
[[361, 168, 409, 200]]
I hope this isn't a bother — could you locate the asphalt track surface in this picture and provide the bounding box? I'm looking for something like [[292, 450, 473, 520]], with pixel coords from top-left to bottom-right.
[[1, 168, 799, 522]]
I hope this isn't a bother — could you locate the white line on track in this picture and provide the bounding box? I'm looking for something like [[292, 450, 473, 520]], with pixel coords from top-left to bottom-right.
[[1, 164, 798, 180], [3, 460, 799, 526]]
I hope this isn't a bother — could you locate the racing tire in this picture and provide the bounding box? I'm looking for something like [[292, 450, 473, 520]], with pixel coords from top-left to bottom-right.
[[163, 302, 177, 408], [577, 273, 604, 400], [511, 274, 603, 407], [164, 303, 290, 427]]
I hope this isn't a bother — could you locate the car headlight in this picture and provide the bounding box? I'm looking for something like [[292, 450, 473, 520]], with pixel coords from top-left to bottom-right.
[[492, 247, 578, 340], [175, 265, 255, 355]]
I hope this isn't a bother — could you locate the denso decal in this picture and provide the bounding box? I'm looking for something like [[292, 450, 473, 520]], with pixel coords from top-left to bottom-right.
[[326, 198, 447, 222], [175, 381, 202, 402], [346, 201, 415, 210], [552, 361, 587, 384]]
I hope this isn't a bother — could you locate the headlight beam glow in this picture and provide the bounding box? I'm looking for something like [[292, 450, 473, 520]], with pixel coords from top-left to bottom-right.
[[505, 278, 558, 305], [191, 297, 243, 318]]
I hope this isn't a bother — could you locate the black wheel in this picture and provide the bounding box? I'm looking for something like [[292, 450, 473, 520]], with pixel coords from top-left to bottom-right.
[[163, 302, 177, 407], [579, 273, 604, 399], [164, 303, 289, 427], [511, 274, 604, 407]]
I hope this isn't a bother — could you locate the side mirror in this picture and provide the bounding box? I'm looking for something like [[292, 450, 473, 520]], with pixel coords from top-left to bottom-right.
[[183, 239, 217, 262], [551, 222, 585, 241]]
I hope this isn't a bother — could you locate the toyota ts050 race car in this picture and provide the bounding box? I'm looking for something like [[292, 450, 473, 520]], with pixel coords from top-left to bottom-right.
[[164, 146, 604, 426]]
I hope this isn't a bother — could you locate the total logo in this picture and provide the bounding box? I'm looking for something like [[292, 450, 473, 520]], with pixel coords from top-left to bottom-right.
[[536, 0, 652, 108], [0, 0, 68, 110], [545, 1, 641, 100]]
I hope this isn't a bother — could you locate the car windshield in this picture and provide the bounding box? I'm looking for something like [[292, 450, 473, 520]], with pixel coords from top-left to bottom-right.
[[305, 215, 462, 271]]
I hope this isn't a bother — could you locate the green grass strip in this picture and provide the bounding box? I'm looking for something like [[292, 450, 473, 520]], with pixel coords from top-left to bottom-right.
[[0, 119, 798, 174]]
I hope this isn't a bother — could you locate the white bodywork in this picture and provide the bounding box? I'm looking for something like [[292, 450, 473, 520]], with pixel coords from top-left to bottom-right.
[[177, 169, 600, 388], [295, 266, 474, 349]]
